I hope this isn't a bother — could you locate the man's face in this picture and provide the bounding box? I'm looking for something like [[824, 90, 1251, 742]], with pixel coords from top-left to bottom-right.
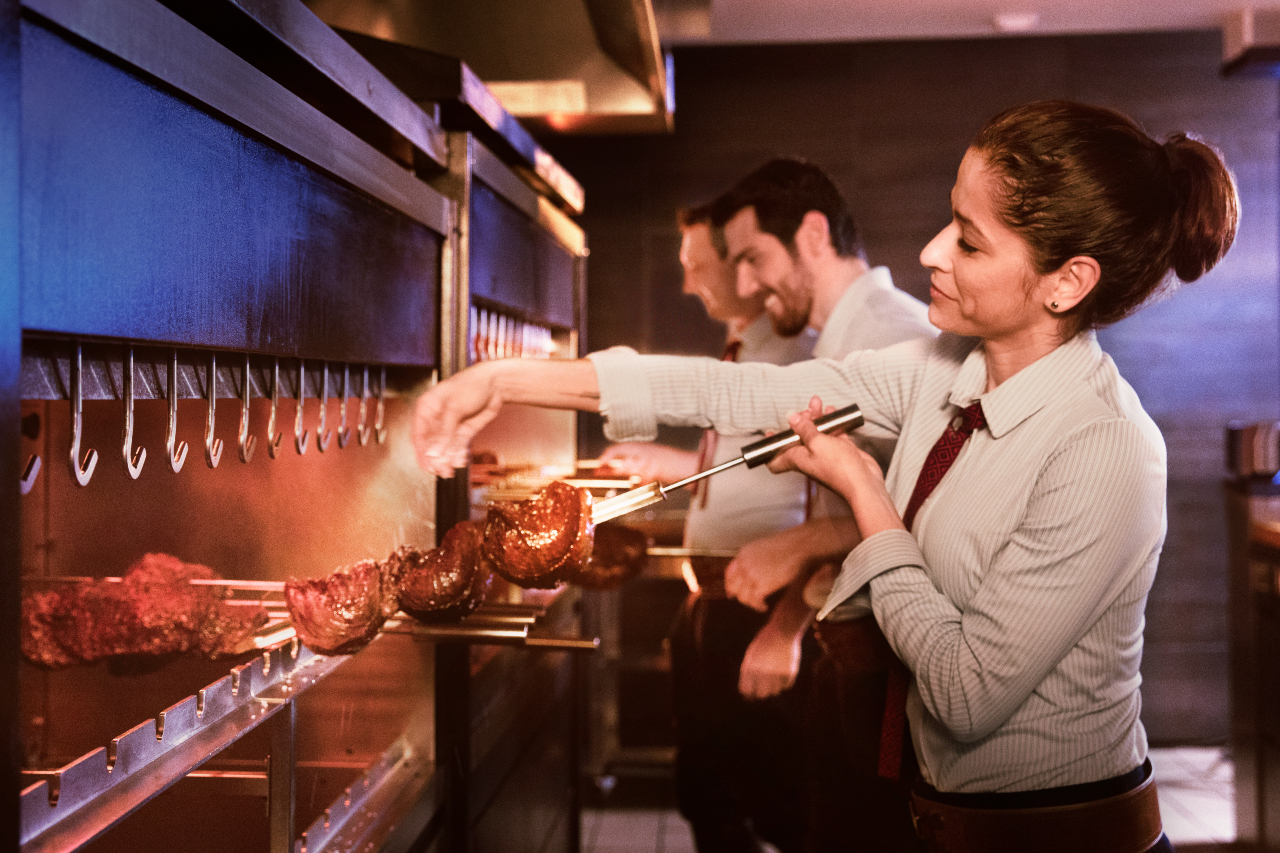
[[680, 223, 764, 325], [723, 206, 814, 337]]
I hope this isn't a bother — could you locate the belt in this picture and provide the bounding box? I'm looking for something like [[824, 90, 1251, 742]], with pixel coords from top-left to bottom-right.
[[909, 766, 1163, 853]]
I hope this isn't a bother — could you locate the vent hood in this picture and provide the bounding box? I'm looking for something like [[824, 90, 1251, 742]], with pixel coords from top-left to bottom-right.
[[303, 0, 673, 134], [1223, 8, 1280, 77]]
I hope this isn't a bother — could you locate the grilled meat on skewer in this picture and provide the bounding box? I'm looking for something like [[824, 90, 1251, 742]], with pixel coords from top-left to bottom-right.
[[562, 521, 651, 591], [481, 481, 594, 588], [284, 558, 390, 655], [21, 553, 269, 668], [387, 521, 492, 623]]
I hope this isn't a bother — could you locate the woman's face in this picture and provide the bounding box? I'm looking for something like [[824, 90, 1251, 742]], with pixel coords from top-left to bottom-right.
[[920, 149, 1057, 345]]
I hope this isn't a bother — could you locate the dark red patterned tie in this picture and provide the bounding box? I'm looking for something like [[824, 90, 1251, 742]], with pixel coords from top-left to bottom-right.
[[878, 401, 986, 781], [691, 338, 743, 508]]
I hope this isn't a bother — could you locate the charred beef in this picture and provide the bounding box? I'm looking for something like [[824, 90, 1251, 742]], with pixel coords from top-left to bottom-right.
[[284, 558, 390, 655], [390, 521, 492, 623], [482, 481, 594, 588], [21, 553, 268, 668], [562, 522, 651, 590]]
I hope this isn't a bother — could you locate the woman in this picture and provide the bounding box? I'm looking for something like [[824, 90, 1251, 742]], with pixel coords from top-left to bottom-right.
[[415, 101, 1238, 851]]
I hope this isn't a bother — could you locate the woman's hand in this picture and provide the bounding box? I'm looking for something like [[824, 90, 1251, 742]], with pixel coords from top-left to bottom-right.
[[412, 362, 506, 478], [770, 396, 906, 539], [413, 359, 603, 478]]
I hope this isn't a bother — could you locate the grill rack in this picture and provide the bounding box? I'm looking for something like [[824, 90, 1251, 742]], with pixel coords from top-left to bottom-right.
[[19, 581, 596, 853]]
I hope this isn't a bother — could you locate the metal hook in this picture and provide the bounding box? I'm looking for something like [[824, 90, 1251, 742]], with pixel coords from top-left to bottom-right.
[[337, 363, 352, 449], [375, 365, 387, 445], [267, 358, 283, 459], [69, 343, 98, 486], [238, 353, 257, 463], [205, 351, 223, 468], [356, 365, 372, 447], [294, 359, 309, 455], [20, 455, 41, 495], [167, 349, 188, 473], [316, 362, 332, 452], [122, 346, 146, 479]]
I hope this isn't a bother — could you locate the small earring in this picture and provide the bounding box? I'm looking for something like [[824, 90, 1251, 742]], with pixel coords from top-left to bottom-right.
[[1050, 301, 1059, 311]]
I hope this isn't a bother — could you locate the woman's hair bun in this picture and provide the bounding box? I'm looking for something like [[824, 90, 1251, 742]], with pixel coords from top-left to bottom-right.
[[1162, 133, 1239, 284]]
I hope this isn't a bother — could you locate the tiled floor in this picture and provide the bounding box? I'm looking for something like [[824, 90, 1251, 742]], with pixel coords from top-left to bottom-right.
[[1149, 746, 1236, 846], [581, 747, 1236, 853]]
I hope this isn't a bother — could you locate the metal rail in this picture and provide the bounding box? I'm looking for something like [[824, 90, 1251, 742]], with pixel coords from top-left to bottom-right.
[[19, 638, 350, 853]]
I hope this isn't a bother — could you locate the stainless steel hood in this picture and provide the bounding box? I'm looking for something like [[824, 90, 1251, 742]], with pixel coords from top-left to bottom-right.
[[303, 0, 673, 134]]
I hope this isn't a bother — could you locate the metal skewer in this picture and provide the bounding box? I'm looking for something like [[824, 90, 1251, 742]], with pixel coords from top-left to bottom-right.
[[591, 402, 864, 524]]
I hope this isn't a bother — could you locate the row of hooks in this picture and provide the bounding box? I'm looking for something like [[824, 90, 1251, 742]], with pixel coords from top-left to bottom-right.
[[22, 345, 390, 492]]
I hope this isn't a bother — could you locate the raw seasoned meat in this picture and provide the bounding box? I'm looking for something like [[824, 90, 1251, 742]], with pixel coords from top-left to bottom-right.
[[563, 522, 651, 591], [21, 553, 268, 668], [390, 521, 492, 623], [284, 559, 390, 655], [481, 481, 594, 588]]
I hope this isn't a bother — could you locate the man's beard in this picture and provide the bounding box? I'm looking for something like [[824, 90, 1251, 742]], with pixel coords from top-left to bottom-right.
[[769, 291, 812, 338]]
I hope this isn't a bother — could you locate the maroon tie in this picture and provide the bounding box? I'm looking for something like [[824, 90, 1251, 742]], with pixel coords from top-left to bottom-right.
[[691, 338, 743, 508], [878, 400, 986, 781]]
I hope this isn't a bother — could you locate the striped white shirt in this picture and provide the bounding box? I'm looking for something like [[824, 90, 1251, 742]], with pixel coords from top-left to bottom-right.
[[683, 314, 817, 551], [588, 330, 1166, 793]]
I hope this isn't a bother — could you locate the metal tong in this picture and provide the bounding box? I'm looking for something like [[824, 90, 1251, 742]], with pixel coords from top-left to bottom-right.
[[592, 402, 864, 523]]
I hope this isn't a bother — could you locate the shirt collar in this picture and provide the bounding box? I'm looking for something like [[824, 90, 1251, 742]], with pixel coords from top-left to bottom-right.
[[736, 313, 774, 353], [820, 265, 893, 339], [948, 331, 1104, 439]]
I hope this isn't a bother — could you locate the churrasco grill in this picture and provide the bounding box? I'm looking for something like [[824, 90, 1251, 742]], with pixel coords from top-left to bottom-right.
[[4, 0, 594, 851]]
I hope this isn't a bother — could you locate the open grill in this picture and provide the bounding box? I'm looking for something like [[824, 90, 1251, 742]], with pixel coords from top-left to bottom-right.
[[8, 0, 592, 851]]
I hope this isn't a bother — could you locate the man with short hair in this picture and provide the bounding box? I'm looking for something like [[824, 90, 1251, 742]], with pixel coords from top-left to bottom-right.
[[709, 159, 937, 853], [600, 201, 819, 853], [606, 160, 937, 852]]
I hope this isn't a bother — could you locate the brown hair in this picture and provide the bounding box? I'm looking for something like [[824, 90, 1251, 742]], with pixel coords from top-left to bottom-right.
[[972, 101, 1239, 333], [709, 158, 865, 260], [677, 201, 728, 259]]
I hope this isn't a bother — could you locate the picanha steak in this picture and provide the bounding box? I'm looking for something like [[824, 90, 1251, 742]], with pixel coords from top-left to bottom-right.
[[21, 553, 269, 668], [389, 520, 492, 623], [481, 481, 594, 588], [561, 521, 650, 590], [284, 558, 391, 655]]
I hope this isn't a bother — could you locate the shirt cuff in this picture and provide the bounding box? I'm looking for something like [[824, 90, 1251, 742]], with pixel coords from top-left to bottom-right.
[[585, 347, 658, 442], [816, 528, 924, 620]]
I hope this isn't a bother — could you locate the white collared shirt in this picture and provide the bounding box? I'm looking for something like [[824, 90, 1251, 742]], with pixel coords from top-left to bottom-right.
[[588, 330, 1165, 793]]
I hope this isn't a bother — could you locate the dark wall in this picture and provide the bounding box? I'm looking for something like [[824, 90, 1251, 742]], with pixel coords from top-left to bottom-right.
[[546, 30, 1280, 744]]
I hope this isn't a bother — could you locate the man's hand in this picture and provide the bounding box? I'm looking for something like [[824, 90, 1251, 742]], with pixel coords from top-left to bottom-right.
[[598, 443, 700, 485], [738, 619, 804, 699], [724, 530, 812, 612], [724, 514, 863, 612], [738, 576, 815, 699]]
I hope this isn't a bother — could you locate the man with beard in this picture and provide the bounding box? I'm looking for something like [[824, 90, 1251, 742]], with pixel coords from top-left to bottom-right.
[[600, 200, 819, 853], [711, 158, 936, 852]]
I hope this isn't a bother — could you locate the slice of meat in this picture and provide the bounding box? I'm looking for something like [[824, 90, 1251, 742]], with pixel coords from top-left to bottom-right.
[[482, 481, 595, 588], [390, 521, 492, 623], [562, 522, 651, 590], [284, 558, 388, 655], [20, 553, 268, 668]]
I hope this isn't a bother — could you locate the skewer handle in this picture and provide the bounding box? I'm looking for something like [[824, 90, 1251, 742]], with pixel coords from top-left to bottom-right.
[[740, 403, 864, 467]]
